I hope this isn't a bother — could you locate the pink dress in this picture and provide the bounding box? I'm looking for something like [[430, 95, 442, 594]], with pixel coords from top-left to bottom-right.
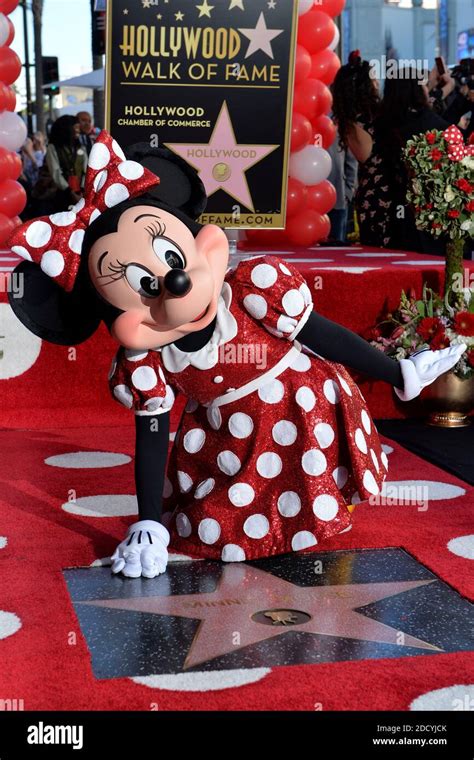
[[110, 255, 388, 562]]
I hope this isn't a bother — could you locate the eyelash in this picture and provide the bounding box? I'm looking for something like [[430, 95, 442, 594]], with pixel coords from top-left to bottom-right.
[[97, 259, 127, 283], [145, 220, 166, 239]]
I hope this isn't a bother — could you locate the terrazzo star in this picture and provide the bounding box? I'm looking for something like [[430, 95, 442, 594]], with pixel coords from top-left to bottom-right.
[[8, 130, 466, 578]]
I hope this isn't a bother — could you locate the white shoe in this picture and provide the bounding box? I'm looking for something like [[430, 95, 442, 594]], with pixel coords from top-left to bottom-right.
[[395, 344, 467, 402], [110, 520, 170, 579]]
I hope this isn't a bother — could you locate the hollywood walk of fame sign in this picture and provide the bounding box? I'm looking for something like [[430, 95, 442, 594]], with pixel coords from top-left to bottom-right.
[[105, 0, 298, 228], [64, 549, 474, 679]]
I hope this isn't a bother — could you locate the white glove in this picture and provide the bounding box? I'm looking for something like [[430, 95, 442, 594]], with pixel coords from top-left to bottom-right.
[[110, 520, 170, 579], [395, 344, 467, 402]]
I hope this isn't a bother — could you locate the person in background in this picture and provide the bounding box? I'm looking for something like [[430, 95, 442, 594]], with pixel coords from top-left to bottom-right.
[[77, 111, 98, 155], [327, 129, 358, 243], [45, 114, 87, 211]]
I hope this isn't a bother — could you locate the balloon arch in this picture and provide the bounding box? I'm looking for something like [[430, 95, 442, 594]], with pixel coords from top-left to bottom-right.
[[247, 0, 345, 248]]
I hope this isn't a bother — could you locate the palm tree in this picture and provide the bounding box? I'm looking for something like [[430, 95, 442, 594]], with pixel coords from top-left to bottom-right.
[[32, 0, 44, 133]]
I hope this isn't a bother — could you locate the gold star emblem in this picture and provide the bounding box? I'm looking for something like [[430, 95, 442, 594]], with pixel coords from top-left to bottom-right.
[[229, 0, 245, 9], [196, 0, 214, 18], [142, 0, 151, 8], [157, 13, 162, 19], [175, 10, 185, 20], [268, 0, 276, 8], [123, 8, 129, 14]]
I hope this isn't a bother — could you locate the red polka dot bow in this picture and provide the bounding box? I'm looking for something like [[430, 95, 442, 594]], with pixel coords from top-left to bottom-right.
[[7, 130, 161, 292], [443, 125, 474, 162]]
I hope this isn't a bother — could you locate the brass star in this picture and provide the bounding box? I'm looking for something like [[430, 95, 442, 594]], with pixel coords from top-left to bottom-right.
[[268, 0, 276, 8], [175, 10, 185, 20], [123, 8, 129, 14], [142, 0, 151, 8], [229, 0, 245, 9], [157, 13, 162, 19], [196, 0, 214, 18]]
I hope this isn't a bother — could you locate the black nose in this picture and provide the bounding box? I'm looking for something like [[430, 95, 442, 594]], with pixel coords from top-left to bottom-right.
[[163, 269, 192, 297]]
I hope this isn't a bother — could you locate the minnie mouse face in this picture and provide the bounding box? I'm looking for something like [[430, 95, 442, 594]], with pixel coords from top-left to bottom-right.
[[88, 203, 229, 350]]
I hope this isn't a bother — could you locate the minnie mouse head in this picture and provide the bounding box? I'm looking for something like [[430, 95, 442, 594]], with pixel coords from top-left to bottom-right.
[[8, 130, 230, 351]]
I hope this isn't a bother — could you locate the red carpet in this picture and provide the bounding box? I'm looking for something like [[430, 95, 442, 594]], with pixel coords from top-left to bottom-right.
[[0, 423, 472, 710]]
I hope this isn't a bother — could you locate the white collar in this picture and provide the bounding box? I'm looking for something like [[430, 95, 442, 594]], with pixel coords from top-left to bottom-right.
[[160, 281, 238, 373]]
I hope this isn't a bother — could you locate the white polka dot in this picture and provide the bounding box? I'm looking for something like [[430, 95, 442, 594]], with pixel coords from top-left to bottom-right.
[[258, 379, 284, 404], [11, 245, 32, 261], [333, 466, 348, 488], [381, 480, 465, 501], [62, 494, 137, 517], [113, 384, 133, 408], [278, 491, 301, 518], [244, 514, 269, 539], [291, 353, 311, 372], [69, 229, 85, 254], [0, 537, 6, 549], [183, 428, 206, 453], [163, 477, 173, 498], [221, 544, 246, 562], [198, 518, 221, 545], [195, 478, 215, 499], [89, 208, 101, 224], [363, 470, 380, 495], [228, 482, 255, 507], [272, 420, 297, 446], [314, 422, 334, 449], [118, 160, 144, 180], [41, 250, 64, 277], [178, 471, 193, 494], [186, 399, 199, 413], [382, 444, 394, 455], [337, 373, 353, 396], [381, 451, 389, 470], [125, 349, 149, 362], [50, 211, 77, 226], [213, 376, 224, 384], [0, 610, 22, 640], [361, 409, 372, 434], [370, 449, 380, 473], [45, 451, 131, 468], [299, 282, 312, 305], [131, 366, 158, 392], [243, 293, 268, 320], [302, 449, 327, 476], [89, 141, 110, 170], [323, 379, 341, 404], [251, 263, 278, 288], [104, 183, 130, 207], [72, 197, 85, 213], [410, 685, 474, 711], [295, 386, 316, 412], [279, 262, 292, 275], [93, 169, 108, 192], [207, 406, 222, 431], [282, 289, 305, 317], [229, 412, 254, 439], [112, 139, 126, 160], [145, 395, 166, 413], [313, 494, 339, 521], [447, 535, 474, 560], [217, 450, 241, 476], [256, 452, 283, 478], [26, 220, 52, 247], [292, 531, 317, 551], [277, 314, 296, 334], [355, 428, 368, 454], [176, 513, 192, 538], [132, 668, 270, 692]]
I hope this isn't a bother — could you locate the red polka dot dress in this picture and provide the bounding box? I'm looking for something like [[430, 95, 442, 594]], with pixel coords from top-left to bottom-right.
[[110, 255, 388, 562]]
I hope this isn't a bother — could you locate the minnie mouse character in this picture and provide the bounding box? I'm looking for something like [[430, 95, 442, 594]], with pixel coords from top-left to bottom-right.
[[8, 130, 466, 578]]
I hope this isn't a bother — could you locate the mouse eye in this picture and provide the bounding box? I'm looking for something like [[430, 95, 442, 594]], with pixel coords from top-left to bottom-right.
[[152, 238, 186, 269], [125, 264, 160, 298]]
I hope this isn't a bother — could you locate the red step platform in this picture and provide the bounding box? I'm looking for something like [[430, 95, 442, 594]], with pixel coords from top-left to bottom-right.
[[1, 245, 472, 429]]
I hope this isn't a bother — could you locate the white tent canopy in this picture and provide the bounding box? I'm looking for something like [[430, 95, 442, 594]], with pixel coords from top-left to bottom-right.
[[44, 68, 105, 90]]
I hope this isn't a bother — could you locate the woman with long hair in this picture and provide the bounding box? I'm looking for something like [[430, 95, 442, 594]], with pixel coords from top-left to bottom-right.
[[43, 115, 87, 212]]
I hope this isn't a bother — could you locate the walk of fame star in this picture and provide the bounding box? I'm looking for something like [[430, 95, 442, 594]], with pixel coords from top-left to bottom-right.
[[238, 12, 284, 60], [164, 102, 278, 212], [82, 563, 441, 671]]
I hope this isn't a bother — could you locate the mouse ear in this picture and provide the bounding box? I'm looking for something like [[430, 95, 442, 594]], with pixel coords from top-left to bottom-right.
[[8, 261, 102, 346], [124, 143, 207, 220]]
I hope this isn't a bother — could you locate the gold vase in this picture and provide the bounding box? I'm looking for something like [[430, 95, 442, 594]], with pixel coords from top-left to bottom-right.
[[421, 372, 474, 428]]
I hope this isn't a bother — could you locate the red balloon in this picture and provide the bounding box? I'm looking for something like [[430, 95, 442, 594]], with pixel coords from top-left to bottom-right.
[[318, 0, 346, 17], [0, 211, 16, 245], [0, 146, 11, 177], [0, 0, 20, 14], [310, 49, 341, 85], [297, 10, 335, 55], [286, 178, 308, 219], [291, 111, 313, 152], [0, 47, 21, 85], [246, 229, 288, 246], [286, 209, 330, 247], [6, 151, 22, 180], [307, 181, 337, 214], [5, 17, 15, 46], [312, 114, 337, 149], [0, 179, 26, 217], [293, 79, 332, 121], [294, 44, 312, 85]]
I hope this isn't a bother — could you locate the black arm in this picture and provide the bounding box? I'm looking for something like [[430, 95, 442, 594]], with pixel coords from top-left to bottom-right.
[[297, 310, 404, 390], [134, 411, 170, 523]]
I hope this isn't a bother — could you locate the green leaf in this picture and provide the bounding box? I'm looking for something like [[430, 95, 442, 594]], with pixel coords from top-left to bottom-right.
[[415, 300, 426, 317]]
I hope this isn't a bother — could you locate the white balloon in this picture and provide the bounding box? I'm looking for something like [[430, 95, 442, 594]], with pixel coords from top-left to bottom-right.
[[0, 14, 9, 47], [0, 111, 27, 152], [329, 24, 340, 51], [289, 145, 332, 185], [298, 0, 314, 16]]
